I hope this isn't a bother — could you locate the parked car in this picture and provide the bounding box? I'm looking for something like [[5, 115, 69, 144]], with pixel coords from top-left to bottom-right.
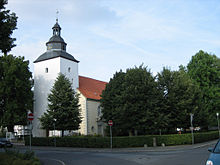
[[206, 140, 220, 165], [0, 138, 13, 148]]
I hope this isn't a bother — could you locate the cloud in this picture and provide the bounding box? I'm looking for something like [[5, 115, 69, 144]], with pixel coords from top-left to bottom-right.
[[8, 0, 118, 26]]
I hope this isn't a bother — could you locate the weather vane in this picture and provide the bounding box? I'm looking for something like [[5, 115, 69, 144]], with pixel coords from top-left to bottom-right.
[[56, 9, 59, 23]]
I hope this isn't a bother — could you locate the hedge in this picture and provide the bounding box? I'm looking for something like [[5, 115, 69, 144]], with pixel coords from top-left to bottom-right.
[[25, 131, 218, 148]]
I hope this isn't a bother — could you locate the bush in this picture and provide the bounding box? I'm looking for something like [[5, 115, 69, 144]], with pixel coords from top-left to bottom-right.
[[156, 134, 191, 146], [194, 131, 219, 143], [0, 149, 41, 165], [25, 131, 218, 148]]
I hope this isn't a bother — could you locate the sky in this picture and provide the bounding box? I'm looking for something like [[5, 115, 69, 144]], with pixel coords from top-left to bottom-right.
[[6, 0, 220, 82]]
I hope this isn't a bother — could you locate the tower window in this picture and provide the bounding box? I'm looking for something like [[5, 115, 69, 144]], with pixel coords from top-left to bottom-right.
[[45, 68, 48, 73], [68, 67, 71, 72]]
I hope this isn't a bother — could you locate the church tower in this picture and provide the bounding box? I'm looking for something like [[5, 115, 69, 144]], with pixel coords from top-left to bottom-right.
[[33, 20, 79, 137]]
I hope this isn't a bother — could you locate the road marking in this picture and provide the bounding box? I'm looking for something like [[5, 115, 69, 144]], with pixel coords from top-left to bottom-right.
[[40, 157, 66, 165], [50, 158, 66, 165]]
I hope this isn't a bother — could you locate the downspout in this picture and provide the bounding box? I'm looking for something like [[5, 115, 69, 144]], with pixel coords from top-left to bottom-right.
[[86, 98, 89, 135]]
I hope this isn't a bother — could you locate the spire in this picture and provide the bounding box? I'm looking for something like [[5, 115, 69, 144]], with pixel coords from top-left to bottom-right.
[[56, 9, 59, 23], [53, 10, 61, 36], [46, 15, 67, 51]]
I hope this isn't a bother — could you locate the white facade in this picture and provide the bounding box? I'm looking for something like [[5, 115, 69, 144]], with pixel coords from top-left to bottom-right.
[[33, 57, 78, 137], [77, 93, 105, 136], [78, 92, 88, 135]]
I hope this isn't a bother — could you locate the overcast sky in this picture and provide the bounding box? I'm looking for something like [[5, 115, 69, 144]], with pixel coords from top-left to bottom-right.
[[6, 0, 220, 82]]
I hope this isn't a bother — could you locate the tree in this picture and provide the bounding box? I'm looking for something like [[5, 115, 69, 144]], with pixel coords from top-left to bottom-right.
[[100, 70, 127, 135], [0, 0, 18, 54], [187, 50, 220, 127], [157, 66, 201, 133], [101, 65, 161, 136], [0, 54, 33, 132], [39, 73, 81, 137]]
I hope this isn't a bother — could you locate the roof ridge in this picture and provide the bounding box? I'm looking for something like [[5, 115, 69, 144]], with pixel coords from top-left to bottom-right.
[[79, 75, 108, 84]]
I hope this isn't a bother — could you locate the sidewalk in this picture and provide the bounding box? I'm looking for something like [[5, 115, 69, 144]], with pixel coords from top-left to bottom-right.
[[13, 139, 218, 153]]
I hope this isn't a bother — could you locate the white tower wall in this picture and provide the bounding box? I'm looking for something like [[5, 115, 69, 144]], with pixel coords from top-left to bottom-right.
[[60, 58, 79, 89], [33, 57, 78, 137]]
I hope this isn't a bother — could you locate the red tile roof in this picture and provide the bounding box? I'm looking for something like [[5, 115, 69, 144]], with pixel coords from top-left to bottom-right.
[[78, 76, 108, 100]]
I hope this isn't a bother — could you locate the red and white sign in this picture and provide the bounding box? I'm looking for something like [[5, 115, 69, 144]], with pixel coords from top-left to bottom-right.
[[108, 120, 113, 126], [28, 112, 34, 121]]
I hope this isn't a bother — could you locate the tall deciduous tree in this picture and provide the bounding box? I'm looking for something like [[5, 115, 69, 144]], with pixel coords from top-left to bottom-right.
[[0, 54, 33, 132], [0, 0, 18, 54], [157, 66, 201, 133], [187, 50, 220, 127], [100, 70, 126, 135], [39, 74, 81, 137], [101, 65, 162, 136]]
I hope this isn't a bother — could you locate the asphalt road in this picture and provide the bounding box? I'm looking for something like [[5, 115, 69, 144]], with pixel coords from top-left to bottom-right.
[[33, 144, 214, 165], [1, 142, 215, 165]]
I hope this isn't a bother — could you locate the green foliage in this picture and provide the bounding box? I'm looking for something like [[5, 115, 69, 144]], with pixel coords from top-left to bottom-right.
[[25, 131, 218, 148], [101, 50, 219, 134], [0, 149, 41, 165], [39, 73, 81, 136], [0, 0, 18, 54], [156, 134, 191, 146], [157, 67, 201, 132], [0, 54, 33, 131], [101, 65, 161, 136], [187, 50, 220, 128], [194, 131, 219, 143]]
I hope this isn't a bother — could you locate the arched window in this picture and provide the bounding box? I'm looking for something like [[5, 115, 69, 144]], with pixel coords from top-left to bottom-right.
[[45, 68, 48, 73]]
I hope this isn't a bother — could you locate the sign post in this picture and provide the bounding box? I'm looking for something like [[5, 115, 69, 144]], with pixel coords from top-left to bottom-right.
[[28, 112, 34, 150], [216, 113, 220, 138], [108, 120, 113, 149], [190, 113, 194, 145]]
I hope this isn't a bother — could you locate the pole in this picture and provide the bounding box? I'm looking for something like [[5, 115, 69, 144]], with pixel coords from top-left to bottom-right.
[[29, 121, 32, 150], [53, 122, 56, 147], [23, 125, 24, 141], [110, 125, 112, 149], [217, 113, 220, 138], [190, 113, 194, 145]]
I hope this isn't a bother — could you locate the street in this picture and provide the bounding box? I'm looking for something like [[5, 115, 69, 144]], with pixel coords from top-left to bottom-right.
[[32, 144, 213, 165]]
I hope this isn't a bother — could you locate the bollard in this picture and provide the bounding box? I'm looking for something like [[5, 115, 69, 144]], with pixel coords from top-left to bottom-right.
[[161, 143, 165, 147], [144, 144, 148, 148], [153, 138, 157, 147]]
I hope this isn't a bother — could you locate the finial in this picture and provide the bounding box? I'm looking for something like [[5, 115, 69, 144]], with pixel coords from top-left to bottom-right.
[[56, 9, 59, 23]]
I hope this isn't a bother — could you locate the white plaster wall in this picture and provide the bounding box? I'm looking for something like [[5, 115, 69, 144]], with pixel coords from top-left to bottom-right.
[[60, 58, 79, 90], [33, 58, 60, 137], [87, 100, 100, 135], [77, 92, 87, 135], [33, 57, 79, 137]]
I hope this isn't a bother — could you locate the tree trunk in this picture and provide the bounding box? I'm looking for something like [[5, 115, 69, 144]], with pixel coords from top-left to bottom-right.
[[7, 125, 14, 132], [46, 129, 49, 137], [134, 130, 138, 136], [62, 130, 64, 137], [128, 130, 133, 136]]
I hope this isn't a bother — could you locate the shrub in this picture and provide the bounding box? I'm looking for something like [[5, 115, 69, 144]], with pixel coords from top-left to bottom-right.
[[25, 131, 218, 148], [0, 149, 41, 165]]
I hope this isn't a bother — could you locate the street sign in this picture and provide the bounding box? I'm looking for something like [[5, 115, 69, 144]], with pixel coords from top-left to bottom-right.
[[108, 120, 113, 149], [108, 120, 113, 126], [28, 112, 34, 121]]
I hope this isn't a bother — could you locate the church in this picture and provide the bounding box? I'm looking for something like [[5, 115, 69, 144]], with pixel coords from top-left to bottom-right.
[[32, 20, 107, 137]]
